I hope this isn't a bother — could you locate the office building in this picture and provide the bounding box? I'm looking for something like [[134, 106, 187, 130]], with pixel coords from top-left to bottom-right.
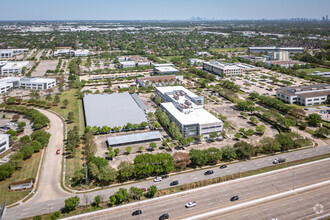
[[263, 60, 305, 68], [203, 61, 244, 77], [0, 77, 56, 93], [195, 51, 210, 56], [268, 51, 289, 61], [0, 61, 29, 75], [117, 55, 151, 68], [0, 134, 11, 155], [0, 48, 29, 58], [237, 55, 266, 63], [248, 47, 304, 53], [188, 58, 203, 65], [136, 75, 183, 87], [107, 131, 163, 147], [276, 84, 330, 106], [154, 66, 180, 74], [54, 49, 90, 57], [155, 86, 223, 139]]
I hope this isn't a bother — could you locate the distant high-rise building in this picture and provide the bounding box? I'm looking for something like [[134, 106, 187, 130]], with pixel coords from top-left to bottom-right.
[[326, 15, 329, 21]]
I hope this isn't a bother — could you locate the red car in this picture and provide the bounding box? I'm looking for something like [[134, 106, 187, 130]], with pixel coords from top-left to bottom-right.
[[141, 188, 147, 192], [56, 149, 61, 155]]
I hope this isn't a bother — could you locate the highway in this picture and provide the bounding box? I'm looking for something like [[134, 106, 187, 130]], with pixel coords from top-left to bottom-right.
[[61, 158, 330, 220], [5, 143, 330, 219]]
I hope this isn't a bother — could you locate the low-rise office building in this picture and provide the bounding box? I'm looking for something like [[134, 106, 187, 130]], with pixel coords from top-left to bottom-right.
[[117, 55, 151, 68], [0, 77, 56, 93], [0, 77, 20, 94], [54, 49, 90, 57], [0, 48, 29, 58], [276, 84, 330, 106], [136, 75, 183, 87], [263, 60, 305, 68], [248, 46, 304, 53], [188, 58, 203, 65], [195, 51, 210, 56], [0, 61, 29, 75], [0, 134, 11, 155], [203, 61, 244, 77], [154, 66, 180, 74], [155, 86, 222, 139], [237, 55, 266, 63]]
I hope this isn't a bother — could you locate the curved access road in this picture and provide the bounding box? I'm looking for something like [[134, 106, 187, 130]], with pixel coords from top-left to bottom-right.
[[25, 109, 70, 204]]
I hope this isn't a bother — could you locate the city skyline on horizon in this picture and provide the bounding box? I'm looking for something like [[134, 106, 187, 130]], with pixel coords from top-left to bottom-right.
[[0, 0, 329, 21]]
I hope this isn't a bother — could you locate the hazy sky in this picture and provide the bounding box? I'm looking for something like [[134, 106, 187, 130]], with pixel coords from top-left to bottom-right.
[[1, 0, 329, 20]]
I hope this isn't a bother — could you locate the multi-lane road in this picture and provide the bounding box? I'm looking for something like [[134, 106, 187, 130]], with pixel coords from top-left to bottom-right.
[[4, 109, 330, 219], [62, 158, 330, 220]]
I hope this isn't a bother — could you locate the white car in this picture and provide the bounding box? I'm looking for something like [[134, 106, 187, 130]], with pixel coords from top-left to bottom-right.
[[153, 176, 162, 182], [185, 201, 197, 208]]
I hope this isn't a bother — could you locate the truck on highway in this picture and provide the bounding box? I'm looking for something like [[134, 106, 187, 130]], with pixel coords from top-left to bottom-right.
[[273, 158, 286, 164]]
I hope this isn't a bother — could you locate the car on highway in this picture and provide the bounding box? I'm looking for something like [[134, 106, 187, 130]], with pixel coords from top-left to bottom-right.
[[159, 213, 169, 220], [220, 165, 227, 169], [273, 158, 286, 164], [56, 149, 60, 155], [170, 180, 179, 186], [154, 176, 162, 182], [230, 195, 239, 201], [132, 210, 142, 216], [204, 170, 214, 175], [185, 201, 197, 208]]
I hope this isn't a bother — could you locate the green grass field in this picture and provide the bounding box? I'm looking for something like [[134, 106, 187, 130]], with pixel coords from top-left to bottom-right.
[[210, 47, 247, 52], [0, 152, 42, 205], [298, 68, 330, 74]]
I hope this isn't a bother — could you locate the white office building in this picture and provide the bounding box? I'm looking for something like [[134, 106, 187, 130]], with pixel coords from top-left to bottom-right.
[[276, 84, 330, 106], [0, 77, 20, 94], [0, 48, 29, 58], [119, 61, 136, 68], [195, 51, 210, 56], [155, 86, 223, 139], [19, 77, 57, 90], [54, 49, 90, 57], [0, 134, 11, 155], [188, 58, 203, 65], [117, 55, 151, 68], [203, 61, 244, 77], [0, 61, 29, 75], [248, 47, 304, 53]]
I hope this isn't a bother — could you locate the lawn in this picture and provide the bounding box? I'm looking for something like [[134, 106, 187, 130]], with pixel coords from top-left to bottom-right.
[[298, 68, 330, 74], [65, 147, 84, 190], [0, 151, 42, 205], [160, 56, 182, 62], [209, 47, 247, 52]]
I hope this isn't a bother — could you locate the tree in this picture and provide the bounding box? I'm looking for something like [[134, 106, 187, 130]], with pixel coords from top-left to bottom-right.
[[173, 152, 191, 170], [149, 142, 157, 151], [152, 122, 160, 129], [108, 147, 116, 159], [178, 137, 188, 146], [129, 187, 144, 200], [97, 166, 118, 185], [64, 196, 80, 213], [196, 134, 203, 142], [155, 96, 162, 105], [168, 143, 175, 151], [12, 115, 20, 121], [93, 195, 101, 207], [146, 185, 157, 198], [53, 95, 60, 106], [234, 141, 255, 159], [305, 113, 322, 126], [209, 132, 219, 140], [113, 188, 129, 204], [260, 137, 281, 154], [118, 161, 135, 182], [114, 148, 120, 156], [110, 195, 116, 206], [275, 133, 294, 151], [63, 99, 69, 108], [46, 94, 52, 102], [315, 127, 330, 138], [249, 116, 259, 125], [221, 146, 237, 161], [256, 125, 266, 135], [138, 146, 144, 152], [68, 111, 75, 122], [125, 146, 132, 154], [234, 133, 242, 140]]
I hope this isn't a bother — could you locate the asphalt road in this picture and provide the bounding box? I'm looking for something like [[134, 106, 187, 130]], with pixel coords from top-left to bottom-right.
[[25, 109, 70, 204], [61, 159, 330, 220], [5, 143, 330, 219], [206, 184, 330, 220]]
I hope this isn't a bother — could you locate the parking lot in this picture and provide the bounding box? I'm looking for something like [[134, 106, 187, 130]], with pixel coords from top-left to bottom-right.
[[0, 111, 34, 137]]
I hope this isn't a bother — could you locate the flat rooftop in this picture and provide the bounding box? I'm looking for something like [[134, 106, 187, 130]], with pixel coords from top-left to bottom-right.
[[107, 131, 163, 147], [156, 86, 199, 99], [154, 66, 179, 73], [1, 61, 29, 69], [83, 93, 148, 128], [161, 102, 222, 126], [205, 61, 243, 70], [20, 77, 56, 83]]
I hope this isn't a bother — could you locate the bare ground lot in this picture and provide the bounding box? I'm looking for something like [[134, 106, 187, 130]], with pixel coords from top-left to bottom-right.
[[32, 60, 59, 77]]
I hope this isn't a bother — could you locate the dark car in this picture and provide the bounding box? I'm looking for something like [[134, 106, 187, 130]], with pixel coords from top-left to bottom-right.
[[132, 210, 142, 216], [159, 213, 169, 220], [204, 170, 214, 175], [220, 165, 227, 169], [170, 180, 179, 186], [230, 195, 239, 201]]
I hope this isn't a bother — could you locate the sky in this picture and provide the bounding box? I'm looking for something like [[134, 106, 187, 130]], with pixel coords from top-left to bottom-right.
[[0, 0, 329, 21]]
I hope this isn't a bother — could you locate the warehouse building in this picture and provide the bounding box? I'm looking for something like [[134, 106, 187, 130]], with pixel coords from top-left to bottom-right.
[[136, 75, 183, 87], [203, 61, 244, 77], [155, 86, 222, 139], [107, 131, 163, 147], [0, 61, 29, 75], [0, 134, 11, 156], [276, 84, 330, 106], [83, 93, 148, 128], [248, 47, 304, 53]]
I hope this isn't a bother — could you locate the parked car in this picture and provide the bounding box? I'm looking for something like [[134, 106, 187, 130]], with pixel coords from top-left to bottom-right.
[[185, 201, 197, 208], [132, 210, 142, 216], [154, 176, 162, 182], [204, 170, 214, 175], [220, 165, 227, 169], [230, 195, 239, 201], [159, 213, 169, 220], [56, 149, 60, 155], [170, 180, 179, 186]]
